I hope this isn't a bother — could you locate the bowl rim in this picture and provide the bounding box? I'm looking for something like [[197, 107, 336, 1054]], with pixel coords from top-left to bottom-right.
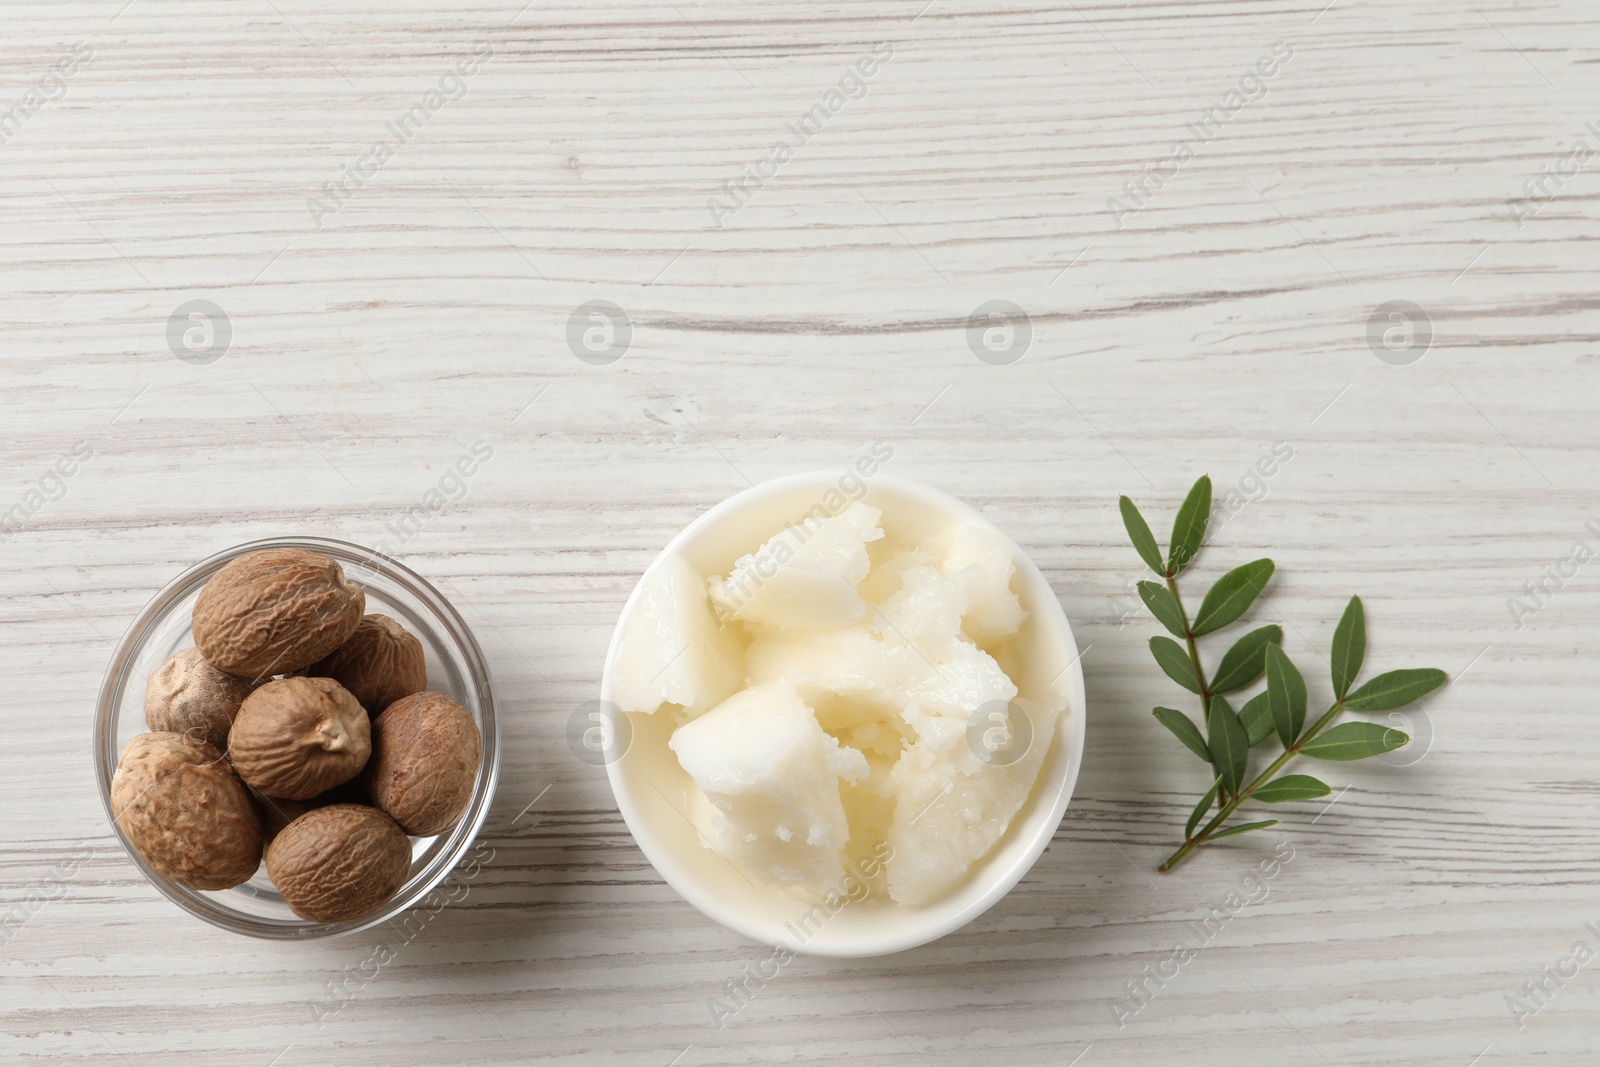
[[95, 535, 501, 941], [601, 471, 1087, 957]]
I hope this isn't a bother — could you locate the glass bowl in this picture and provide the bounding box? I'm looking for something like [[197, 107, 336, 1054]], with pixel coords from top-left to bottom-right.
[[94, 536, 500, 940]]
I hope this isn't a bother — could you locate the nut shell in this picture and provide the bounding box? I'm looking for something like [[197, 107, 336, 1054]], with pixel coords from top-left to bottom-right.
[[144, 647, 258, 751], [111, 732, 263, 891], [266, 804, 412, 922], [309, 614, 427, 714], [365, 691, 481, 836], [229, 676, 371, 800], [193, 548, 365, 679]]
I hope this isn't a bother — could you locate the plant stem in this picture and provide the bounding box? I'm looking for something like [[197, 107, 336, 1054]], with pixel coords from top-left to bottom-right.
[[1157, 699, 1347, 873], [1165, 574, 1212, 724], [1167, 573, 1223, 803]]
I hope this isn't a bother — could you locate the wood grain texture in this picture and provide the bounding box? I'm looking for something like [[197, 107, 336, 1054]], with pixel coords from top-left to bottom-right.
[[3, 0, 1598, 1063]]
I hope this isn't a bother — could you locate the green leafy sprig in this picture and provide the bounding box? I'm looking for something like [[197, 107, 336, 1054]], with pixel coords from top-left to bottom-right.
[[1121, 475, 1448, 873]]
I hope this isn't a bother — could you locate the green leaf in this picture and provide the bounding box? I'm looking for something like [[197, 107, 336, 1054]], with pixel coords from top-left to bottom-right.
[[1149, 636, 1202, 694], [1186, 778, 1220, 838], [1120, 496, 1167, 576], [1191, 559, 1276, 637], [1331, 595, 1366, 700], [1207, 694, 1249, 795], [1252, 774, 1332, 804], [1345, 668, 1449, 712], [1238, 691, 1275, 746], [1137, 581, 1188, 638], [1167, 476, 1213, 574], [1211, 625, 1284, 693], [1153, 707, 1210, 762], [1210, 820, 1279, 840], [1265, 642, 1308, 749], [1299, 721, 1408, 761]]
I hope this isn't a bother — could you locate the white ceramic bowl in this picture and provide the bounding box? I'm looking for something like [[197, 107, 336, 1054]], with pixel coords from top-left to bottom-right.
[[601, 472, 1086, 957]]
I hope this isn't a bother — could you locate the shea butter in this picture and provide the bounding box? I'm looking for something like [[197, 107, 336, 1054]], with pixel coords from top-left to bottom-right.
[[614, 501, 1058, 906]]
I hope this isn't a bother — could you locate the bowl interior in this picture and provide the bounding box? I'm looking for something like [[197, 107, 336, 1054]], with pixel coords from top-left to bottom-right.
[[602, 473, 1086, 957], [96, 537, 499, 940]]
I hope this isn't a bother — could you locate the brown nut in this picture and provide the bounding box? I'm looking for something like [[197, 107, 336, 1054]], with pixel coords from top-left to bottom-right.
[[111, 732, 263, 891], [229, 677, 371, 800], [309, 614, 427, 714], [193, 548, 365, 679], [266, 804, 412, 922], [365, 691, 481, 836], [144, 647, 258, 752]]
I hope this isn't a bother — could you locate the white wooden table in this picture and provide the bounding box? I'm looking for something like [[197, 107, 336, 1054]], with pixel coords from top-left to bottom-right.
[[4, 0, 1597, 1063]]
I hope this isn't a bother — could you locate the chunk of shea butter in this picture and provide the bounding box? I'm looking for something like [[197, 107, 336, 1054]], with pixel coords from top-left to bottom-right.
[[709, 502, 884, 629], [887, 694, 1059, 905], [747, 626, 1016, 720], [870, 562, 967, 658], [746, 626, 925, 716], [942, 524, 1025, 642], [670, 682, 869, 897], [612, 554, 741, 718]]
